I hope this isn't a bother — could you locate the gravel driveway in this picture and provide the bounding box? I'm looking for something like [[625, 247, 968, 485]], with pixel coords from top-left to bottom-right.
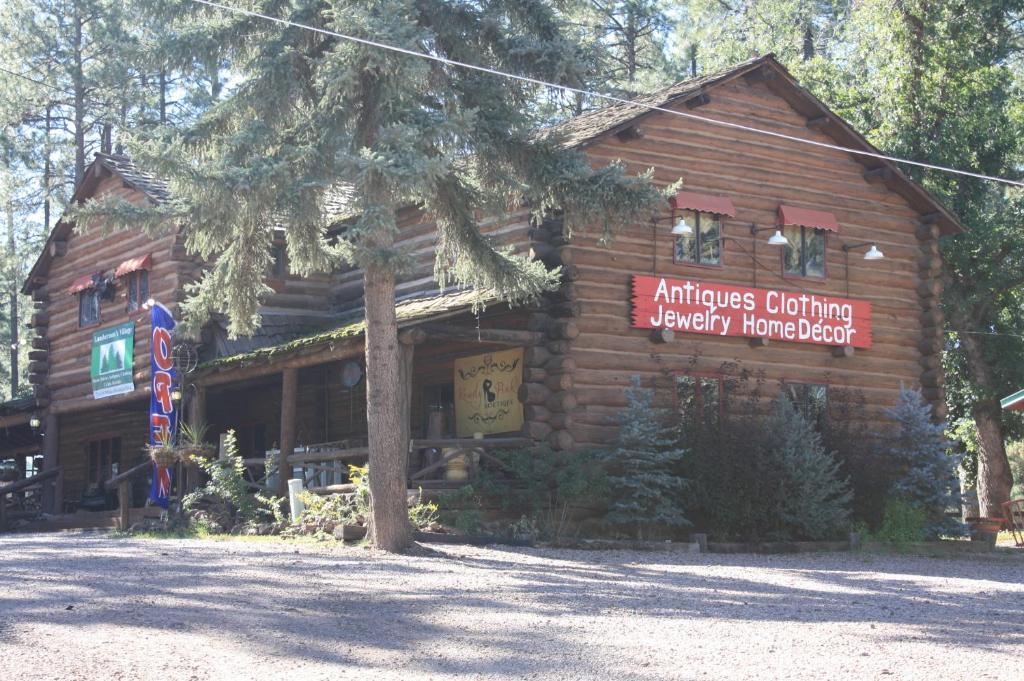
[[1, 533, 1022, 680]]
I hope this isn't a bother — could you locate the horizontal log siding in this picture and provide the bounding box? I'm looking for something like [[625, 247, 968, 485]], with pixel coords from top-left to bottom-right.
[[567, 78, 932, 449], [58, 404, 149, 504], [40, 176, 186, 406], [332, 209, 534, 313]]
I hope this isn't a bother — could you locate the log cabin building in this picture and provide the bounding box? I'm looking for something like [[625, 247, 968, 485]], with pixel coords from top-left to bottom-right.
[[0, 55, 962, 526]]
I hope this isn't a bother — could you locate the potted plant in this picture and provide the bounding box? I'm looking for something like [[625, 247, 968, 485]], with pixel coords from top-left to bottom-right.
[[147, 429, 178, 468], [177, 421, 215, 464]]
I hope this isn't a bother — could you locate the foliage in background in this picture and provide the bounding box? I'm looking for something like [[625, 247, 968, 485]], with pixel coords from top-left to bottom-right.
[[183, 429, 282, 528], [1007, 441, 1024, 501], [869, 498, 929, 544], [600, 377, 689, 539], [883, 388, 963, 538], [436, 445, 608, 540]]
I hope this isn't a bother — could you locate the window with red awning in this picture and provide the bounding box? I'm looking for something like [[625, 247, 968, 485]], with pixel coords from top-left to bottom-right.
[[67, 273, 99, 295], [777, 205, 840, 232], [670, 191, 737, 217], [114, 254, 153, 278]]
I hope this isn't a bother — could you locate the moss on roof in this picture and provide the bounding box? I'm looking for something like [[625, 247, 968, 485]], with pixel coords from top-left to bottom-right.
[[197, 288, 494, 373]]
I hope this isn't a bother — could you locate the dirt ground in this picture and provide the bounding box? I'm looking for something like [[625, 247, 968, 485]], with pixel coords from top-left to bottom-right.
[[0, 532, 1022, 680]]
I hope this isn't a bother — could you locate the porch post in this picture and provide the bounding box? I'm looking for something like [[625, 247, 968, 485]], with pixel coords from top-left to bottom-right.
[[184, 384, 207, 493], [41, 412, 59, 513], [278, 367, 298, 499], [398, 328, 424, 483]]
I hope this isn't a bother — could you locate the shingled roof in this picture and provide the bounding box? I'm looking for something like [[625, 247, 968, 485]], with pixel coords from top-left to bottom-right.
[[542, 55, 767, 149], [196, 287, 496, 374], [92, 153, 171, 204], [543, 54, 963, 235]]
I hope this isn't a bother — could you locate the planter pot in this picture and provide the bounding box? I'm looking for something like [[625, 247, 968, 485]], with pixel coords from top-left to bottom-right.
[[966, 516, 1003, 545]]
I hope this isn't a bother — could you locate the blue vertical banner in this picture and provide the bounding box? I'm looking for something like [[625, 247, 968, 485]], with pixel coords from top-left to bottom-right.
[[149, 302, 177, 508]]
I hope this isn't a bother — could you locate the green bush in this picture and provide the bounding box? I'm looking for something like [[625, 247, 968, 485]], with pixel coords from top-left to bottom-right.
[[883, 388, 962, 538], [870, 498, 927, 543], [435, 446, 608, 540], [600, 377, 689, 539], [684, 393, 852, 541], [183, 430, 283, 528]]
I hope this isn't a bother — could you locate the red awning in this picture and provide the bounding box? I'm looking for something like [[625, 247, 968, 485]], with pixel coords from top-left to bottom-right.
[[114, 254, 152, 278], [778, 205, 840, 232], [67, 274, 98, 295], [670, 191, 737, 217]]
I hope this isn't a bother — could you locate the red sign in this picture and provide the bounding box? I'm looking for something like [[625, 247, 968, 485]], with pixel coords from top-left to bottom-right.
[[631, 275, 872, 348]]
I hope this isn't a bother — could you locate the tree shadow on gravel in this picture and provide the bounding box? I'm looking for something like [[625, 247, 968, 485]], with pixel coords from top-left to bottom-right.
[[1, 532, 1022, 676]]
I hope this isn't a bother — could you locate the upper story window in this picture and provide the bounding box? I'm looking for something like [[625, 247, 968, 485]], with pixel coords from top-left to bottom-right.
[[669, 191, 736, 268], [783, 225, 826, 278], [777, 205, 839, 280], [79, 289, 101, 327], [674, 211, 722, 266], [114, 254, 153, 312], [68, 273, 101, 327], [125, 270, 150, 312]]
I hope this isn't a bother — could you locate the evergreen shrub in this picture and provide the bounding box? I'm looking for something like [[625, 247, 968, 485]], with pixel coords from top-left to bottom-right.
[[883, 388, 963, 538]]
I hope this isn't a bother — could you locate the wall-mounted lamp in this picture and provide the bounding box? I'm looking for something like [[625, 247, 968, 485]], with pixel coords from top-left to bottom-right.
[[171, 387, 183, 402], [670, 209, 694, 236], [750, 223, 789, 246], [29, 414, 41, 433], [841, 241, 885, 296], [843, 241, 885, 260], [141, 298, 156, 311]]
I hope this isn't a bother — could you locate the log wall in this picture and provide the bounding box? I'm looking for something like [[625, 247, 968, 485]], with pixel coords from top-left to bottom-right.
[[561, 75, 945, 448]]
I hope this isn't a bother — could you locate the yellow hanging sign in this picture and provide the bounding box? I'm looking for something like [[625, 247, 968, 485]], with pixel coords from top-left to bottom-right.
[[454, 348, 524, 437]]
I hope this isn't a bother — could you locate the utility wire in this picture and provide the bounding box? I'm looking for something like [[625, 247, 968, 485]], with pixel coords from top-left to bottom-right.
[[189, 0, 1024, 189], [0, 65, 72, 98]]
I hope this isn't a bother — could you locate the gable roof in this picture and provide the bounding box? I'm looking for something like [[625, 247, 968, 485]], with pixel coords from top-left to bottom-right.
[[21, 153, 169, 294], [545, 54, 964, 236]]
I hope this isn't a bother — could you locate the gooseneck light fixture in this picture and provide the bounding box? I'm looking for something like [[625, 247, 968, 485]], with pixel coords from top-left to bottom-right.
[[843, 241, 885, 260], [842, 241, 885, 296], [750, 223, 789, 246], [670, 212, 694, 236]]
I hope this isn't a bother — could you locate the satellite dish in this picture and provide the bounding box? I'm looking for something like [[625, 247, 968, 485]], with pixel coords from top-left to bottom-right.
[[340, 361, 363, 389]]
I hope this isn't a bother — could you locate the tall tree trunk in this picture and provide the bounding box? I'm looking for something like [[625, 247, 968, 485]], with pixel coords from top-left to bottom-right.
[[73, 4, 87, 185], [6, 196, 17, 398], [363, 254, 412, 552], [355, 68, 411, 552], [43, 106, 52, 231], [959, 329, 1013, 517]]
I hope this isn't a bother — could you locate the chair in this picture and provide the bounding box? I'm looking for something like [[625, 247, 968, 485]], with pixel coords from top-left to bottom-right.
[[1003, 499, 1024, 548]]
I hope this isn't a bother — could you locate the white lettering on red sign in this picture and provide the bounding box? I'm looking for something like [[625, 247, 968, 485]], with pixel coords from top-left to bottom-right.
[[631, 275, 872, 349]]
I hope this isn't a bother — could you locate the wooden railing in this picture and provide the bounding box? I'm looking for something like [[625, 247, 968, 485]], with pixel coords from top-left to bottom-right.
[[0, 467, 63, 532], [104, 461, 153, 531]]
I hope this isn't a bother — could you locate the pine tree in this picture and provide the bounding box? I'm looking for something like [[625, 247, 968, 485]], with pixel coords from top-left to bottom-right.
[[602, 377, 689, 539], [884, 388, 962, 538], [764, 395, 852, 541], [71, 0, 666, 551]]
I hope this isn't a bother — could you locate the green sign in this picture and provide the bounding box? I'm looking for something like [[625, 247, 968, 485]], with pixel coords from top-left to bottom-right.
[[90, 322, 135, 399]]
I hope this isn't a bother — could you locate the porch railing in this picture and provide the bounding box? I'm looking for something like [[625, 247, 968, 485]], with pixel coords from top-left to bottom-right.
[[0, 467, 63, 532]]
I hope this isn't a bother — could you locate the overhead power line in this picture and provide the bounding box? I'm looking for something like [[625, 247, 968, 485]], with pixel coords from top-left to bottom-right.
[[189, 0, 1024, 189], [0, 65, 72, 98]]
